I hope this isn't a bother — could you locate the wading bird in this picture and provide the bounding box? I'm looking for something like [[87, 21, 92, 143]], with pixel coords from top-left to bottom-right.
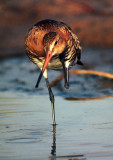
[[25, 19, 83, 125]]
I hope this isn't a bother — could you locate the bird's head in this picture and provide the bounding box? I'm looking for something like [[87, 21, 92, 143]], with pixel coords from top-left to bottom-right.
[[42, 31, 66, 73], [35, 31, 67, 88]]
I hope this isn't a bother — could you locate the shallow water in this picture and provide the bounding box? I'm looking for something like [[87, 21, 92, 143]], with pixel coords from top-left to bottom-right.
[[0, 95, 113, 160], [0, 48, 113, 97], [0, 48, 113, 159]]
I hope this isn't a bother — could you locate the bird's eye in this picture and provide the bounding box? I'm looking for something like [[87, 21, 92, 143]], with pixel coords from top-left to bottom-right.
[[55, 41, 58, 45]]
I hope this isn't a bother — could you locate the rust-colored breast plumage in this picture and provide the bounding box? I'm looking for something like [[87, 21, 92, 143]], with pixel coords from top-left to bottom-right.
[[25, 19, 70, 58]]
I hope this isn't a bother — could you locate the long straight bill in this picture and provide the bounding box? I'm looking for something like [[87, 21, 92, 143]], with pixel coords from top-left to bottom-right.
[[35, 52, 52, 88], [35, 71, 43, 88]]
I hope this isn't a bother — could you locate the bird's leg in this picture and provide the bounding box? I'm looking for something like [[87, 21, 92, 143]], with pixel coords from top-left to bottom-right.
[[62, 62, 69, 89], [45, 78, 56, 125], [65, 67, 69, 89], [59, 55, 69, 89]]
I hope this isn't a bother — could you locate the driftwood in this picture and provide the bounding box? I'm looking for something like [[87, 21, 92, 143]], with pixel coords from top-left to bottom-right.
[[50, 69, 113, 100], [50, 69, 113, 87], [65, 95, 113, 101]]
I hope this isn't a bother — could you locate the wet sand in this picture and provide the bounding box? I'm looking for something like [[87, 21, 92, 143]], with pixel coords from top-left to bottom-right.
[[0, 95, 113, 160]]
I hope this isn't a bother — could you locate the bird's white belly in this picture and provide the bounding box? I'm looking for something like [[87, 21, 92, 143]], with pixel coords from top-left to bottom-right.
[[32, 57, 63, 70], [32, 54, 77, 71]]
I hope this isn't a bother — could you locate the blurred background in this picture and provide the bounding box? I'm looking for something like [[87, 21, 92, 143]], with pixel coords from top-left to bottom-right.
[[0, 0, 113, 58], [0, 0, 113, 97]]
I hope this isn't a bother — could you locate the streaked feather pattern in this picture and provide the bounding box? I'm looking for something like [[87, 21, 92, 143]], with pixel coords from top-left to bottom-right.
[[25, 19, 82, 70]]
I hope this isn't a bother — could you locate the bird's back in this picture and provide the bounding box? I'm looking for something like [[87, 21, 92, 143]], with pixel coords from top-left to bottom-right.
[[25, 20, 69, 56]]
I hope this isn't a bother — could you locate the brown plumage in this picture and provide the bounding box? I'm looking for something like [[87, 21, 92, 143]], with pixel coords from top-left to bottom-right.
[[25, 19, 83, 125]]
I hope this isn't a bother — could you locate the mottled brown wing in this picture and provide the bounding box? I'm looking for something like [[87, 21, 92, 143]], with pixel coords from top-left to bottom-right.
[[25, 26, 47, 57]]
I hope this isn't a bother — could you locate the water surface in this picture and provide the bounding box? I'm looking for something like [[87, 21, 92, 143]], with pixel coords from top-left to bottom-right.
[[0, 95, 113, 160], [0, 48, 113, 159]]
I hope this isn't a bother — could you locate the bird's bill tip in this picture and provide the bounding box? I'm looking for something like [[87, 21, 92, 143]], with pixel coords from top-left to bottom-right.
[[42, 51, 52, 73]]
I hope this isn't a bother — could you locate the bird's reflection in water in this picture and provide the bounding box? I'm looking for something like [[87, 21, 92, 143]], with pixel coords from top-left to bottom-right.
[[51, 125, 56, 159], [50, 125, 86, 160]]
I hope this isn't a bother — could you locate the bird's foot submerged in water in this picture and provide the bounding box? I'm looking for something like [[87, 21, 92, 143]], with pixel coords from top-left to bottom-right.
[[45, 78, 56, 125]]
